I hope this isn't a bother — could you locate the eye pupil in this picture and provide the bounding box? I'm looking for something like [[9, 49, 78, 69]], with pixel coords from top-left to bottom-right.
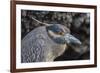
[[58, 32, 63, 35]]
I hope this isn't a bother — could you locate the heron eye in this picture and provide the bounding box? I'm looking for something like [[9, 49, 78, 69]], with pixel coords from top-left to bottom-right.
[[57, 32, 64, 35]]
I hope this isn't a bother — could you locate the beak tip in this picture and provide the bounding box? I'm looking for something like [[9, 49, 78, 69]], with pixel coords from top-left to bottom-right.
[[77, 40, 82, 45]]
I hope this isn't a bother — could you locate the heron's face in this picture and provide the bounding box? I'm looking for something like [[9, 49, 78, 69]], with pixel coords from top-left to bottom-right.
[[47, 24, 81, 46], [47, 24, 69, 37]]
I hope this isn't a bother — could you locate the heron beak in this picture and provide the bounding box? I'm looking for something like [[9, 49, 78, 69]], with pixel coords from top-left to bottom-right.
[[64, 33, 82, 45]]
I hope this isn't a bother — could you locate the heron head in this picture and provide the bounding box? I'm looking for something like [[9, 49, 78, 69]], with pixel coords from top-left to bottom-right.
[[46, 24, 82, 46]]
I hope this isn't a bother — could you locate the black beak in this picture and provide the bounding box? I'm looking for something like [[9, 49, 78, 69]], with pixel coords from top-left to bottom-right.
[[64, 33, 82, 45]]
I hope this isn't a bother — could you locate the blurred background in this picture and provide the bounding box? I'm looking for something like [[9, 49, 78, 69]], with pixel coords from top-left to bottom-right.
[[21, 10, 90, 61]]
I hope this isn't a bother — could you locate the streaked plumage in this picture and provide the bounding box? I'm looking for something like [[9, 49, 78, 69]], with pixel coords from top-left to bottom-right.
[[21, 25, 67, 62], [21, 23, 82, 63]]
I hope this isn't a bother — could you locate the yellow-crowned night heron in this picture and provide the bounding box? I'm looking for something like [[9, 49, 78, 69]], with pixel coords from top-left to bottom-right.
[[21, 18, 82, 63]]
